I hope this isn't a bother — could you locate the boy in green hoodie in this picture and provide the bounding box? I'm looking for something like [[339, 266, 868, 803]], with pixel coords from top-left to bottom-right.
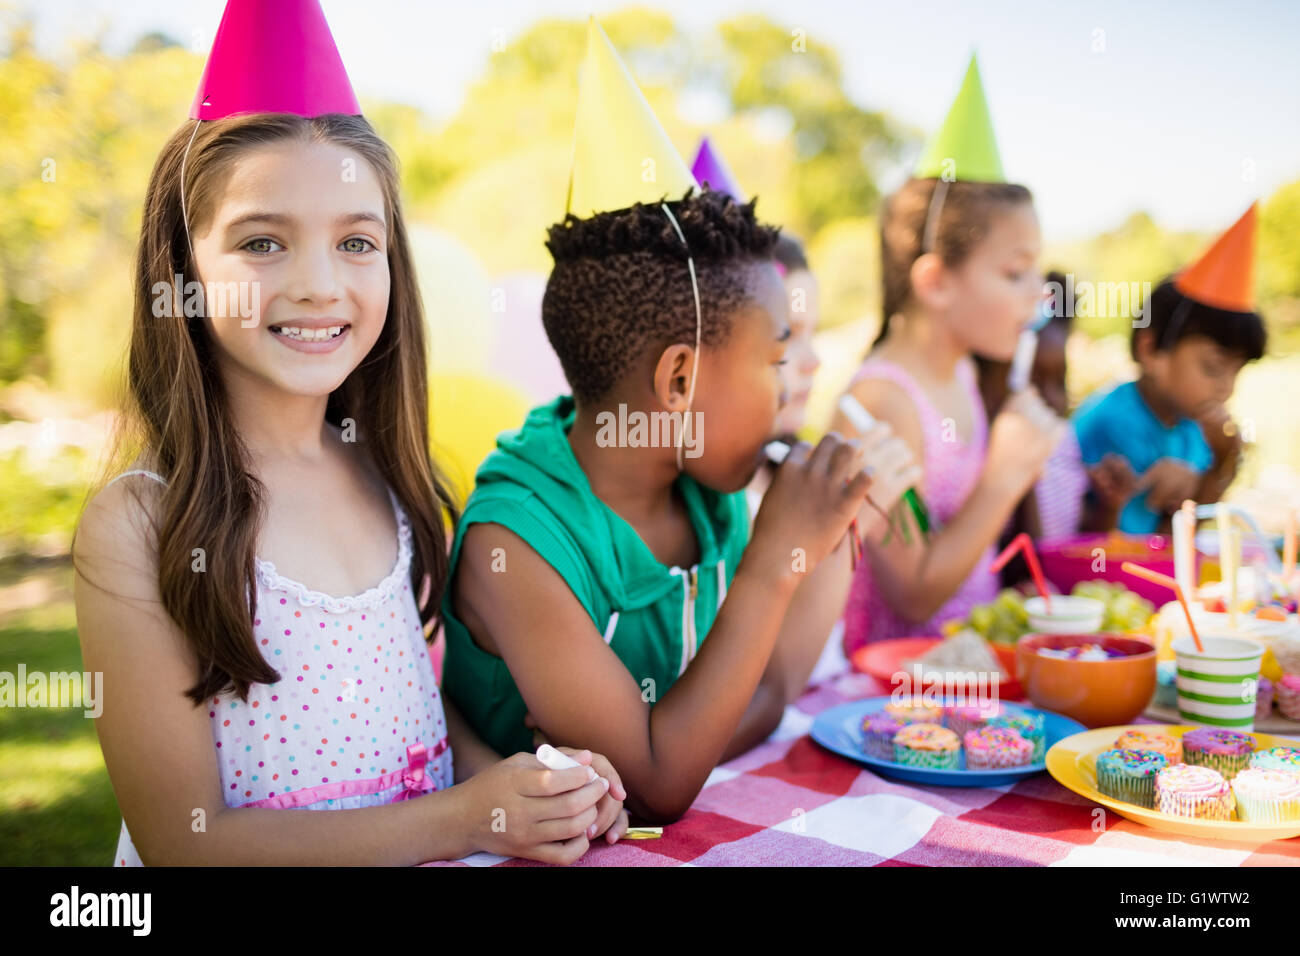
[[441, 190, 920, 823]]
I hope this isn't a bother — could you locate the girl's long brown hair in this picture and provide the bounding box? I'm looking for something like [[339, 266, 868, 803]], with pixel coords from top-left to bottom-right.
[[873, 177, 1033, 349], [89, 113, 458, 706]]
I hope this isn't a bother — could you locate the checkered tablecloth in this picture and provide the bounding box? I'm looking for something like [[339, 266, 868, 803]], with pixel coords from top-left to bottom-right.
[[426, 667, 1300, 867]]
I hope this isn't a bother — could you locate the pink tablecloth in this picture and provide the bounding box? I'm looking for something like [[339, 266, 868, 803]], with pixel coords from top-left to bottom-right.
[[428, 670, 1300, 867]]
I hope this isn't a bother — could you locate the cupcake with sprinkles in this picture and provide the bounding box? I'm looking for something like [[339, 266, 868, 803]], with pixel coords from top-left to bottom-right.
[[1182, 728, 1256, 780], [1095, 748, 1168, 808], [945, 702, 1003, 739], [963, 726, 1032, 770], [861, 711, 906, 761], [884, 697, 943, 725], [986, 712, 1046, 761], [893, 723, 960, 769], [1155, 763, 1234, 820], [1250, 746, 1300, 774], [1114, 730, 1183, 766], [1231, 767, 1300, 822]]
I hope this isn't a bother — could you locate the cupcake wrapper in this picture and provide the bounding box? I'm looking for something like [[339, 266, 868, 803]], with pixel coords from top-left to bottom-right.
[[947, 716, 987, 739], [1275, 683, 1300, 721], [1155, 787, 1235, 820], [966, 746, 1032, 770], [894, 743, 959, 769], [863, 734, 897, 761], [1233, 793, 1300, 823], [1097, 766, 1159, 808], [1255, 688, 1275, 720], [1185, 749, 1251, 781]]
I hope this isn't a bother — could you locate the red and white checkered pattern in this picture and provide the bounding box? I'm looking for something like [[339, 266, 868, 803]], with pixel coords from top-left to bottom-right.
[[424, 670, 1300, 867]]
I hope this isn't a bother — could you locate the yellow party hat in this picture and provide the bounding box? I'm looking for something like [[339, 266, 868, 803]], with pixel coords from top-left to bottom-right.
[[566, 17, 698, 218]]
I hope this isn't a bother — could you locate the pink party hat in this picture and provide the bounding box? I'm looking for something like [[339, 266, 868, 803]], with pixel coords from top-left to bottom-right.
[[189, 0, 361, 120], [690, 137, 746, 202]]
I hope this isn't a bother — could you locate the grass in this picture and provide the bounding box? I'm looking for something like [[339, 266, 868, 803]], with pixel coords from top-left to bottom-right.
[[0, 562, 121, 866]]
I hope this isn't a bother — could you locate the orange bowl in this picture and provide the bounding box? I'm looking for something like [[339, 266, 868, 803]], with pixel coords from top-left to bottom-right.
[[1016, 633, 1156, 728]]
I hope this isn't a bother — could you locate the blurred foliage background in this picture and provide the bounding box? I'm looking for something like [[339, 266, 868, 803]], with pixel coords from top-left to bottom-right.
[[2, 3, 1299, 865]]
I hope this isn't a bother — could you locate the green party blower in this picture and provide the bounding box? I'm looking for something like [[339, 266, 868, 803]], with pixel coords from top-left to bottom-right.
[[837, 394, 935, 535]]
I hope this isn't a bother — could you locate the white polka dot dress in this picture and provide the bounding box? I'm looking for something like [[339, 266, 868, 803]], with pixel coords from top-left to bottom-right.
[[107, 471, 452, 866]]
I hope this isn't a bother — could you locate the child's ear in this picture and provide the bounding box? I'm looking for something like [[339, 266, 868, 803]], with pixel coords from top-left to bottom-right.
[[910, 252, 951, 311], [653, 343, 696, 411]]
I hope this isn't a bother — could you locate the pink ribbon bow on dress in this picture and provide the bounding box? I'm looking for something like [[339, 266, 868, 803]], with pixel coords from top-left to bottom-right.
[[392, 742, 436, 802]]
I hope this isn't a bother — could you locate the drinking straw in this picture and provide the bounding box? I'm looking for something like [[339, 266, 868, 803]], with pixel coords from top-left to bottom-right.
[[836, 395, 933, 534], [1122, 561, 1203, 652], [990, 532, 1050, 612], [1285, 508, 1296, 579], [1173, 499, 1197, 598], [1218, 504, 1238, 627]]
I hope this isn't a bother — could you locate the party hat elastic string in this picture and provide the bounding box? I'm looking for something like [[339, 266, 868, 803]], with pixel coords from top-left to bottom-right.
[[659, 202, 703, 471], [921, 178, 950, 255], [178, 119, 203, 267]]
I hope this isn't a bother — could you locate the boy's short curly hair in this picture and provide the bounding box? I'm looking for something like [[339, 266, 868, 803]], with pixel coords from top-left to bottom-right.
[[542, 187, 781, 404]]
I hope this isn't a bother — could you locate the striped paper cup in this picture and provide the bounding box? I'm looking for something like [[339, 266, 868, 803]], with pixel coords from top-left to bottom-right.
[[1172, 635, 1263, 731]]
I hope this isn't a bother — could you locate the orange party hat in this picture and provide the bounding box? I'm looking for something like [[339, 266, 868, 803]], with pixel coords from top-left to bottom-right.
[[1174, 203, 1257, 312]]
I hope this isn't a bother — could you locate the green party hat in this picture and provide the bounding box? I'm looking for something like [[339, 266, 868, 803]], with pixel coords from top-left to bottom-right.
[[914, 54, 1005, 183]]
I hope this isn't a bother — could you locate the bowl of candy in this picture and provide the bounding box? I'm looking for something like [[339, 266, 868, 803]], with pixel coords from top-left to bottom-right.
[[1016, 633, 1157, 727]]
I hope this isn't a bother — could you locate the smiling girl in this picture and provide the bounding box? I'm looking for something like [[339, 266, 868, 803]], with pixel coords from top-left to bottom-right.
[[72, 0, 624, 866]]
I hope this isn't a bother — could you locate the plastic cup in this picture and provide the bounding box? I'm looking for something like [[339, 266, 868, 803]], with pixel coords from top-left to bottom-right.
[[1025, 595, 1104, 635], [1172, 635, 1263, 731]]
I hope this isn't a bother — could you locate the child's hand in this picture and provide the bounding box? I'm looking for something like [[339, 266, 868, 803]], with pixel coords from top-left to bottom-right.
[[552, 747, 631, 844], [457, 752, 610, 864], [985, 387, 1064, 497], [1087, 453, 1139, 508], [750, 433, 873, 576], [1136, 458, 1201, 515], [853, 423, 923, 539], [1197, 403, 1244, 462]]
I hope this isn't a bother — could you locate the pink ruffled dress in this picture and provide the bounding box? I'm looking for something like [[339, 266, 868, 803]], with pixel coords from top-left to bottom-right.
[[842, 358, 999, 655], [104, 469, 452, 866]]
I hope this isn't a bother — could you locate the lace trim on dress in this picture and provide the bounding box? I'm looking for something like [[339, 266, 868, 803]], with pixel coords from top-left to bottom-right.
[[253, 488, 413, 613]]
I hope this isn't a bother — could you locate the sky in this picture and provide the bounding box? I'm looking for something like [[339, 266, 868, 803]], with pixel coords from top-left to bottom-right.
[[26, 0, 1300, 241]]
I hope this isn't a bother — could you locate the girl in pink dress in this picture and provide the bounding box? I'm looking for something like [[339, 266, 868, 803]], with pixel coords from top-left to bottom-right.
[[73, 0, 624, 866], [831, 178, 1064, 653]]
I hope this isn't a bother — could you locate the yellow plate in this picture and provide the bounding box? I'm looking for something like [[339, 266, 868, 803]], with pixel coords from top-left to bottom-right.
[[1046, 724, 1300, 842]]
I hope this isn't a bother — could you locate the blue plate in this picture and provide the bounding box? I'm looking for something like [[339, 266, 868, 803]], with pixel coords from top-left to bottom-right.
[[810, 696, 1087, 787]]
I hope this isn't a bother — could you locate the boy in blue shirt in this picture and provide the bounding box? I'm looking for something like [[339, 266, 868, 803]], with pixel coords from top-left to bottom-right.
[[1074, 208, 1266, 533]]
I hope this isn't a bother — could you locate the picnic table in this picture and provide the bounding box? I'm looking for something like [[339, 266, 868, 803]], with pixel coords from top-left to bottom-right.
[[426, 665, 1300, 867]]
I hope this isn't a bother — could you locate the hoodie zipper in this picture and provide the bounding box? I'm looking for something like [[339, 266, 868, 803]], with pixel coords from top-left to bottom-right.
[[672, 565, 699, 677]]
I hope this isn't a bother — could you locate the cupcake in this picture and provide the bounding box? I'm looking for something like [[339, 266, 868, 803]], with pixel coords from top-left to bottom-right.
[[1154, 764, 1234, 820], [1250, 746, 1300, 773], [986, 712, 1046, 762], [861, 712, 906, 761], [945, 703, 1002, 739], [1182, 728, 1256, 781], [884, 697, 943, 726], [1154, 660, 1178, 708], [1095, 748, 1168, 808], [1114, 730, 1183, 765], [1255, 676, 1274, 720], [892, 723, 960, 769], [1231, 768, 1300, 822], [963, 727, 1032, 769], [1275, 674, 1300, 720]]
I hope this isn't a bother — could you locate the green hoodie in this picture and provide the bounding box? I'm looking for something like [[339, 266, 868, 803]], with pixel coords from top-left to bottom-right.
[[441, 395, 751, 758]]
